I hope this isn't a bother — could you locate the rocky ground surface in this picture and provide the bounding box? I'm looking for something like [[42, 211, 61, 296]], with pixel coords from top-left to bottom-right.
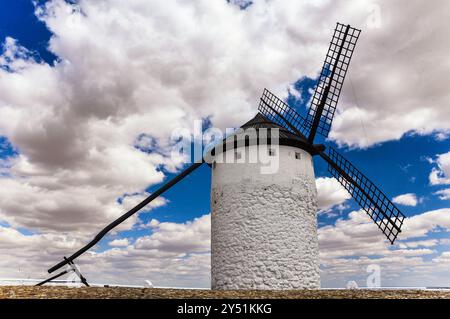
[[0, 286, 449, 299]]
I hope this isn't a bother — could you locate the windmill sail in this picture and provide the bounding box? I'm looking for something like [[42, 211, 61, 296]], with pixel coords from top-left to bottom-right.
[[319, 148, 405, 244], [307, 23, 361, 141], [258, 88, 310, 137]]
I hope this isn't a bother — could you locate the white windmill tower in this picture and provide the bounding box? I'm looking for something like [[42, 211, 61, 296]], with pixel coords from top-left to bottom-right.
[[209, 109, 321, 289], [40, 23, 406, 290]]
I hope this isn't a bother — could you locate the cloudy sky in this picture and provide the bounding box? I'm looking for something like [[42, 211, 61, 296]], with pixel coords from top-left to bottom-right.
[[0, 0, 449, 288]]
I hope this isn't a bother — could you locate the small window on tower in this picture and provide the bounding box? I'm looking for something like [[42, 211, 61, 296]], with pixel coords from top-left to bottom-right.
[[268, 148, 276, 156], [212, 161, 216, 169], [235, 151, 242, 160], [295, 152, 301, 160]]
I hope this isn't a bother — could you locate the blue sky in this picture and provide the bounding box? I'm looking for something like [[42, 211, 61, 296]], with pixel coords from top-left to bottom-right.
[[0, 0, 449, 288], [0, 0, 56, 64]]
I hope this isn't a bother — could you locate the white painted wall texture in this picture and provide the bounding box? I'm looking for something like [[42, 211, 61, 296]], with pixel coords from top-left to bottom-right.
[[211, 145, 320, 290]]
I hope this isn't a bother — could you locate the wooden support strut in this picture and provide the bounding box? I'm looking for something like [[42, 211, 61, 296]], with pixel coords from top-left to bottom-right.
[[36, 257, 90, 286], [47, 162, 204, 274], [66, 257, 89, 287], [36, 269, 70, 286]]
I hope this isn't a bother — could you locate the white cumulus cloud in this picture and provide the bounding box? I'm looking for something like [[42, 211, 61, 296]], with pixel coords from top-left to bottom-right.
[[108, 238, 130, 247], [434, 188, 450, 200], [392, 193, 419, 207], [315, 177, 351, 213], [319, 208, 450, 287], [429, 151, 450, 185]]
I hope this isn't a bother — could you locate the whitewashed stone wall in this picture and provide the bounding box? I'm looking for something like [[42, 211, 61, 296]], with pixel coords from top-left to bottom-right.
[[211, 145, 320, 290]]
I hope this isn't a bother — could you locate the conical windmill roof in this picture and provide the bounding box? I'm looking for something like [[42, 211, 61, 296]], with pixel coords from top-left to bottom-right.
[[205, 113, 313, 161], [240, 113, 308, 144]]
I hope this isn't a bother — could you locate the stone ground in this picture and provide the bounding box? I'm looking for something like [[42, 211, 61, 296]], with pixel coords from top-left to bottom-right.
[[0, 286, 449, 299]]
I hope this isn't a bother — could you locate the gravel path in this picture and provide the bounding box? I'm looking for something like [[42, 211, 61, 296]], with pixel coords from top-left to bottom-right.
[[1, 286, 449, 299]]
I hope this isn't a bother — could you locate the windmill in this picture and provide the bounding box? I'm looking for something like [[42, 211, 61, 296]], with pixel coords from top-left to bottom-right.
[[38, 23, 406, 289]]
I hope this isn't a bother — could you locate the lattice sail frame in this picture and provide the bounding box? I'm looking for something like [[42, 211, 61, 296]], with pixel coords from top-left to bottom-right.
[[307, 23, 361, 138], [258, 88, 310, 136], [327, 147, 405, 244]]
